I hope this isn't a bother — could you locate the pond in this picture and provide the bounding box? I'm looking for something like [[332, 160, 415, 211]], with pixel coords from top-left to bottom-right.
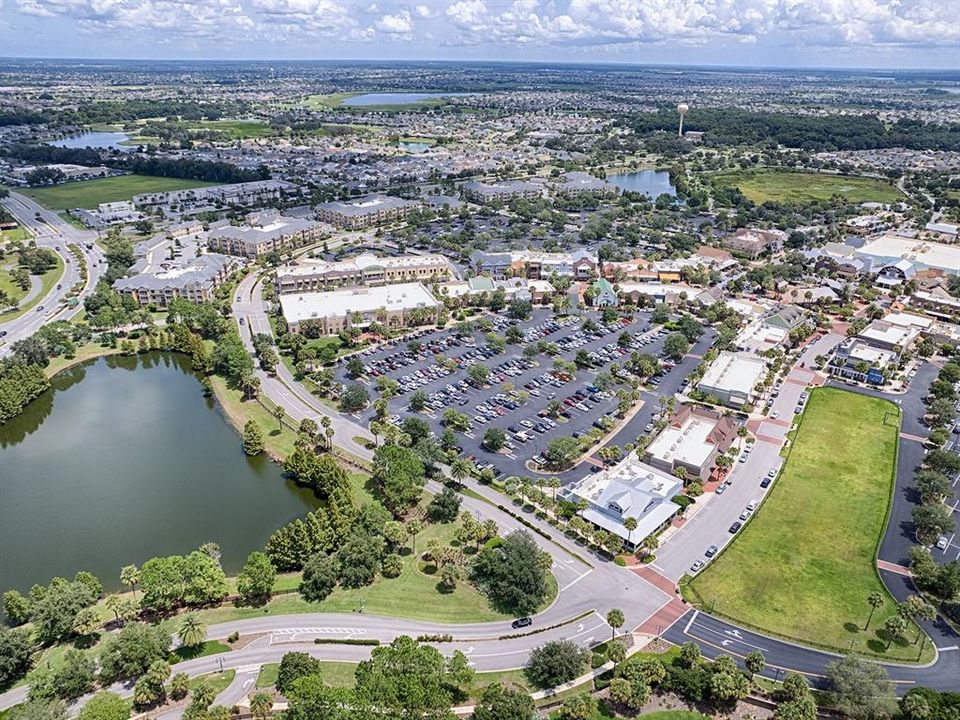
[[47, 131, 134, 151], [398, 141, 432, 153], [343, 92, 475, 107], [0, 353, 318, 593], [607, 170, 677, 197]]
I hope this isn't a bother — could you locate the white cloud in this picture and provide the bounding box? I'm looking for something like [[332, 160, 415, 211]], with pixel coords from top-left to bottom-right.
[[414, 4, 432, 18], [375, 8, 412, 33]]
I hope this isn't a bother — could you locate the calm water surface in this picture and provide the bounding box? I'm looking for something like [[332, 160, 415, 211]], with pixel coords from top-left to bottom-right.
[[0, 353, 317, 592], [607, 170, 677, 197], [47, 131, 133, 151], [343, 92, 474, 106]]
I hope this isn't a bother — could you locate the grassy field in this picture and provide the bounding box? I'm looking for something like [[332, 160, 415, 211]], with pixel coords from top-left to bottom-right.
[[301, 93, 361, 110], [256, 661, 357, 689], [687, 387, 931, 662], [711, 169, 903, 205], [14, 175, 220, 211], [0, 227, 30, 243], [0, 252, 65, 322]]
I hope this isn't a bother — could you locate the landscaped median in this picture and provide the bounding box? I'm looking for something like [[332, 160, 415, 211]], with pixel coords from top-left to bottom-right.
[[684, 387, 933, 662]]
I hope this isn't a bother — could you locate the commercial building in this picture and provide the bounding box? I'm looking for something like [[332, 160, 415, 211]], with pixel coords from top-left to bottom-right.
[[469, 249, 597, 280], [909, 288, 960, 322], [591, 278, 618, 307], [858, 319, 920, 356], [855, 235, 960, 277], [440, 277, 555, 305], [697, 351, 767, 408], [829, 338, 897, 385], [462, 179, 541, 204], [207, 213, 323, 258], [315, 195, 418, 229], [113, 253, 237, 308], [134, 180, 298, 209], [561, 453, 682, 548], [276, 253, 451, 294], [279, 282, 441, 336], [722, 228, 785, 259], [643, 405, 738, 481]]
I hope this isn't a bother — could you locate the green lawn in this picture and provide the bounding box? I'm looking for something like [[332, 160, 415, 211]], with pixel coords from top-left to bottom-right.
[[0, 227, 30, 243], [0, 252, 65, 322], [192, 518, 556, 626], [687, 387, 931, 662], [189, 670, 235, 696], [170, 640, 231, 662], [710, 169, 903, 205], [256, 661, 357, 689], [14, 175, 221, 211]]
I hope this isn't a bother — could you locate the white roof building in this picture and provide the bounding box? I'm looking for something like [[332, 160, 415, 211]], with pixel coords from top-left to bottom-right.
[[563, 454, 682, 547], [855, 235, 960, 276], [279, 282, 440, 326], [697, 351, 767, 408]]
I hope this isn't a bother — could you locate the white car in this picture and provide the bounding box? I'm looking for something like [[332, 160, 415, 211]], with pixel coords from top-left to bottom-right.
[[936, 536, 949, 551], [690, 560, 705, 573]]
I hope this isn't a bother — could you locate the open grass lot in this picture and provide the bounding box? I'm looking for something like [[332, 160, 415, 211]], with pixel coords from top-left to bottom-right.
[[0, 252, 64, 322], [687, 387, 931, 662], [301, 92, 360, 110], [14, 175, 220, 211], [1, 227, 30, 243], [256, 661, 357, 689], [711, 169, 903, 205]]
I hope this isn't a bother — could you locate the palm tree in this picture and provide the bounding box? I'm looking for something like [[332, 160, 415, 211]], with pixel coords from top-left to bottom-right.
[[606, 608, 625, 640], [178, 613, 207, 648], [548, 477, 561, 503], [623, 517, 639, 547], [250, 692, 273, 720], [272, 405, 285, 433], [105, 594, 123, 625], [319, 416, 333, 450], [737, 425, 749, 450], [451, 458, 472, 487], [120, 565, 140, 598], [865, 592, 884, 630]]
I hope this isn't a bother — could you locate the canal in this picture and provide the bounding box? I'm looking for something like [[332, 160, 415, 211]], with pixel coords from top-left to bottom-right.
[[0, 353, 318, 593]]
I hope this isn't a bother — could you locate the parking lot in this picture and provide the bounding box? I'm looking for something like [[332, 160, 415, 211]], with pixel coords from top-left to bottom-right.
[[333, 307, 690, 480]]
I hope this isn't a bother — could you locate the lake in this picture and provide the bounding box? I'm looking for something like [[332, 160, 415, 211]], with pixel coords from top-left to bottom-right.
[[47, 131, 133, 151], [607, 170, 677, 197], [343, 92, 474, 107], [0, 353, 318, 593]]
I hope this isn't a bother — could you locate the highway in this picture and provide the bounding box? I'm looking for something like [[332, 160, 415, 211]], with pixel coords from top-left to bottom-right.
[[0, 192, 105, 355]]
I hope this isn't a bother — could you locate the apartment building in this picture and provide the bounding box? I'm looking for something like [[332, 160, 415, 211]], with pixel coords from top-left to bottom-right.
[[207, 213, 323, 258], [462, 179, 542, 204], [276, 253, 451, 294], [113, 253, 237, 308], [315, 194, 418, 229]]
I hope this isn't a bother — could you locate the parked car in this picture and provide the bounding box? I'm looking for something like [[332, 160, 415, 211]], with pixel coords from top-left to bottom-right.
[[729, 521, 742, 533], [705, 545, 719, 558], [690, 560, 705, 573], [511, 617, 532, 629], [936, 536, 949, 551]]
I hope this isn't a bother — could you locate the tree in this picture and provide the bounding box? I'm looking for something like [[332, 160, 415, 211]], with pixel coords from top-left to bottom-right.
[[237, 551, 276, 606], [178, 613, 207, 648], [120, 565, 140, 598], [664, 332, 690, 361], [2, 590, 31, 626], [606, 608, 625, 640], [472, 530, 548, 614], [914, 470, 952, 504], [77, 692, 130, 720], [71, 607, 101, 637], [678, 641, 701, 668], [826, 655, 896, 720], [336, 531, 385, 590], [865, 591, 884, 630], [744, 650, 765, 679], [299, 554, 339, 602], [98, 622, 171, 684], [0, 627, 34, 688], [427, 487, 462, 522], [898, 692, 931, 720], [468, 363, 491, 386], [373, 443, 426, 516], [354, 636, 458, 718], [250, 691, 273, 720], [30, 578, 96, 645], [10, 701, 68, 720], [525, 640, 590, 689], [545, 436, 580, 469], [340, 383, 369, 412], [409, 390, 428, 412], [472, 682, 535, 720], [243, 419, 265, 455], [883, 615, 908, 650], [170, 673, 190, 700], [276, 651, 322, 694], [559, 694, 597, 720], [73, 571, 102, 600], [709, 655, 750, 703], [913, 503, 954, 544], [483, 427, 506, 452]]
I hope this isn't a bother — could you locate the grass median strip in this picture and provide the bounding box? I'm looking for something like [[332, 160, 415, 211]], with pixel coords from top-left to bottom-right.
[[687, 387, 931, 662]]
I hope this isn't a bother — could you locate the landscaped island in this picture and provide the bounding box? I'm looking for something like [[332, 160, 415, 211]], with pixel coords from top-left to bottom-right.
[[686, 387, 930, 661]]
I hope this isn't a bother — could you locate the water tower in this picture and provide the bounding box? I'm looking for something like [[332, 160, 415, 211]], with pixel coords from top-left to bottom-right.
[[677, 102, 689, 137]]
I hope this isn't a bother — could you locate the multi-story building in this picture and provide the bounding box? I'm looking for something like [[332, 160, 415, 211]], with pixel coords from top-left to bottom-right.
[[315, 195, 418, 229], [207, 213, 323, 258], [829, 338, 897, 385], [462, 179, 541, 204], [643, 405, 738, 481], [276, 253, 451, 294], [722, 228, 785, 259], [554, 172, 618, 197], [113, 253, 237, 308], [855, 235, 960, 278], [279, 282, 441, 336], [697, 351, 768, 408], [134, 180, 299, 209], [469, 249, 597, 280]]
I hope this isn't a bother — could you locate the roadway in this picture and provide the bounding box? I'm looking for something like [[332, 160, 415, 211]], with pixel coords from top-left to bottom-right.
[[0, 192, 105, 355]]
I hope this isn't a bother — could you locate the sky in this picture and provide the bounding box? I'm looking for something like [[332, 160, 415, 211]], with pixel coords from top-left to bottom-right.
[[2, 0, 959, 69]]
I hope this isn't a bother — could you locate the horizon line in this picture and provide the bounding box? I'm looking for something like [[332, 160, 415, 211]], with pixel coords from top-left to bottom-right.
[[2, 55, 959, 74]]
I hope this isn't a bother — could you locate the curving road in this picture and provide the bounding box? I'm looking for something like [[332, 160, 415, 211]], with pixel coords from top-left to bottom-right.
[[0, 192, 105, 355]]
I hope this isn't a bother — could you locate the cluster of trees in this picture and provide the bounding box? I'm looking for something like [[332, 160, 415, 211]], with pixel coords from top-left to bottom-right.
[[924, 362, 960, 444], [2, 571, 102, 645], [136, 548, 228, 612], [629, 108, 960, 151], [471, 530, 550, 615], [911, 448, 960, 545], [278, 637, 475, 720], [283, 446, 354, 504], [908, 546, 960, 608], [372, 443, 427, 516]]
